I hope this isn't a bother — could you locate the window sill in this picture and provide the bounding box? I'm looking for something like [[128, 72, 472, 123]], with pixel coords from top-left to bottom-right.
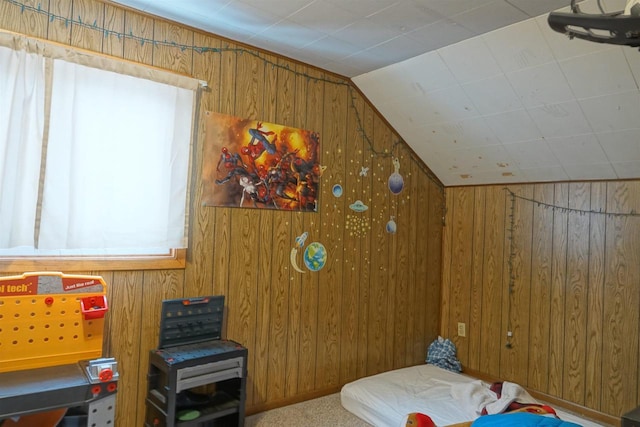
[[0, 249, 186, 273]]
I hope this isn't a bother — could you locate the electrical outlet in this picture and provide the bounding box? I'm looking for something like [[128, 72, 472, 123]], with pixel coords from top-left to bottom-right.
[[457, 322, 466, 337]]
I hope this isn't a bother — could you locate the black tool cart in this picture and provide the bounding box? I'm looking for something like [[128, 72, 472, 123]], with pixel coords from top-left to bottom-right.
[[145, 296, 247, 427]]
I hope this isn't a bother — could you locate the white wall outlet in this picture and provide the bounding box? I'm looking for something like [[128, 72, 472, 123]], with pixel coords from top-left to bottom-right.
[[457, 322, 466, 337]]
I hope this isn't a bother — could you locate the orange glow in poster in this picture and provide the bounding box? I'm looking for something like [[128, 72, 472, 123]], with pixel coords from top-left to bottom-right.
[[201, 111, 322, 211]]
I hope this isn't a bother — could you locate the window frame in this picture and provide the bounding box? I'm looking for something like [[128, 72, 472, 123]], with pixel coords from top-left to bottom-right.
[[0, 30, 202, 273]]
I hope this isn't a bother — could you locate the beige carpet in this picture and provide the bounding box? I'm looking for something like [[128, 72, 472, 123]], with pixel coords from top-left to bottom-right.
[[245, 393, 373, 427]]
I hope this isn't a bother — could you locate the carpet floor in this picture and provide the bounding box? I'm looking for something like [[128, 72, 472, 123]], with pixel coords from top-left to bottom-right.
[[245, 393, 373, 427]]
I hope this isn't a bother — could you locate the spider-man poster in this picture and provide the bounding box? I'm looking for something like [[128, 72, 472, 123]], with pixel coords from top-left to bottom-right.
[[202, 111, 322, 211]]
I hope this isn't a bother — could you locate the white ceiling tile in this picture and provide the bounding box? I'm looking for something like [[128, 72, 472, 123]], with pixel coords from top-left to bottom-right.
[[364, 35, 431, 64], [406, 18, 477, 51], [468, 169, 525, 184], [483, 17, 555, 73], [503, 140, 559, 169], [483, 109, 543, 143], [559, 48, 637, 99], [546, 133, 609, 165], [420, 0, 496, 18], [506, 61, 573, 108], [320, 60, 368, 77], [287, 1, 358, 33], [398, 52, 459, 93], [507, 0, 569, 17], [452, 1, 529, 36], [415, 86, 482, 125], [579, 91, 640, 133], [461, 75, 524, 115], [527, 101, 592, 138], [303, 36, 361, 61], [437, 144, 514, 173], [216, 1, 282, 32], [563, 162, 617, 180], [256, 19, 326, 50], [622, 47, 640, 88], [521, 166, 569, 182], [612, 161, 640, 179], [237, 0, 312, 18], [354, 51, 458, 102], [597, 129, 640, 162], [332, 18, 401, 49], [324, 0, 398, 17], [419, 117, 500, 150], [438, 37, 502, 84], [367, 0, 440, 32]]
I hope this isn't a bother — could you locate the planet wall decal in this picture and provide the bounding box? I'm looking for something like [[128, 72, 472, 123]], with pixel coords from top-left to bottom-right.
[[388, 157, 404, 195]]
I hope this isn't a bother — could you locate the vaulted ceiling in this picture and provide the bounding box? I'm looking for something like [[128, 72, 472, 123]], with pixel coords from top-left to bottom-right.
[[111, 0, 640, 186]]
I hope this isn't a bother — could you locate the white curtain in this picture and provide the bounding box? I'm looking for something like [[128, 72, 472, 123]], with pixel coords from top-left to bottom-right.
[[0, 46, 45, 249], [38, 59, 193, 252]]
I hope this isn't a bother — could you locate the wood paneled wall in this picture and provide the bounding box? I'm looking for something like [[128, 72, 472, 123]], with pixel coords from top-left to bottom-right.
[[442, 182, 640, 420], [0, 0, 444, 425]]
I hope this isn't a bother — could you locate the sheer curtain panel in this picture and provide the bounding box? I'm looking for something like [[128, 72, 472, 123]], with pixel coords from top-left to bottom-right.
[[0, 46, 45, 251], [0, 30, 199, 257], [39, 60, 193, 253]]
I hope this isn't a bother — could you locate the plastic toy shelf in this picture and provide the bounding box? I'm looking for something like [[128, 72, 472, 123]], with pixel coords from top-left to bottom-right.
[[0, 359, 118, 421]]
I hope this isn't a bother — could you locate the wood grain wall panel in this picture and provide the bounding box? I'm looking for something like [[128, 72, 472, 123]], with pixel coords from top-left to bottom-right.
[[527, 184, 554, 392], [108, 270, 143, 426], [315, 80, 346, 390], [441, 189, 454, 340], [227, 210, 260, 405], [585, 182, 606, 410], [184, 34, 222, 300], [368, 117, 391, 375], [500, 185, 533, 385], [296, 71, 324, 395], [0, 0, 48, 38], [135, 270, 183, 426], [468, 187, 486, 371], [603, 182, 640, 415], [443, 181, 640, 419], [356, 103, 374, 379], [563, 182, 590, 404], [548, 183, 569, 396], [251, 54, 274, 407], [152, 21, 192, 75], [408, 160, 425, 365], [265, 59, 295, 403], [340, 89, 364, 385], [0, 1, 445, 422], [448, 187, 474, 366], [394, 148, 411, 369], [70, 0, 104, 51], [265, 210, 290, 402], [425, 180, 443, 359], [283, 63, 308, 399], [47, 0, 72, 44], [374, 123, 394, 374], [101, 3, 124, 57], [478, 186, 505, 378], [122, 11, 153, 65], [394, 147, 413, 367]]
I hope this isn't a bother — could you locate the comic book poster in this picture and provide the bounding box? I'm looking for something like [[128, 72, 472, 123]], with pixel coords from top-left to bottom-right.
[[202, 111, 321, 211]]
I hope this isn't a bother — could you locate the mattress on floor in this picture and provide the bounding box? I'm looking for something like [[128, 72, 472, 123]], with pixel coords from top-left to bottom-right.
[[340, 364, 603, 427]]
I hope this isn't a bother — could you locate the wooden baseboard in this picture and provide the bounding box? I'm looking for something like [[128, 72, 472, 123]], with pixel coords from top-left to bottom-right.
[[463, 368, 620, 427]]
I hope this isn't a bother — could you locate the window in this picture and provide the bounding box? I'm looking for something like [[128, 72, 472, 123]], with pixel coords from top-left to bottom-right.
[[0, 31, 201, 270]]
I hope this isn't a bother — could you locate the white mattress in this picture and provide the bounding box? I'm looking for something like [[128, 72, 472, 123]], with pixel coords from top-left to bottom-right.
[[340, 364, 605, 427]]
